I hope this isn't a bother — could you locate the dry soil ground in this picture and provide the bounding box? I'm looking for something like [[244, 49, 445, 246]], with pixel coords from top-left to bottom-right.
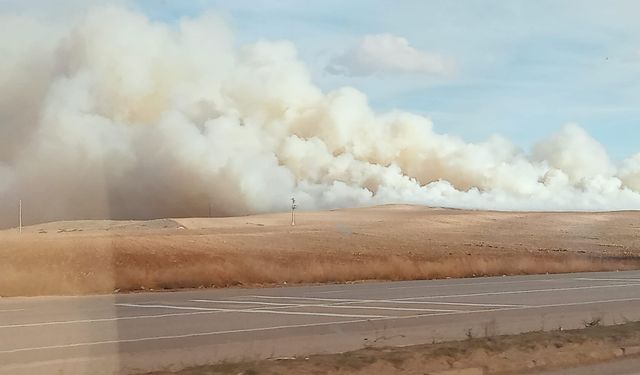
[[2, 205, 640, 297], [144, 321, 640, 375]]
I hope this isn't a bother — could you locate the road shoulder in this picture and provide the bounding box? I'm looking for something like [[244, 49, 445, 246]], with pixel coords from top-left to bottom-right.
[[144, 321, 640, 375]]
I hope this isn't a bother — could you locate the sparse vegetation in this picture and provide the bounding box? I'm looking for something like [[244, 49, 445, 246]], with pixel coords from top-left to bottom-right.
[[144, 321, 640, 375], [1, 206, 639, 297], [584, 317, 603, 328], [1, 248, 636, 297]]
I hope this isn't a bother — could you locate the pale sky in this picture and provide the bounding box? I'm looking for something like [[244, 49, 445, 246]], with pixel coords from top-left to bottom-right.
[[121, 0, 640, 161], [4, 0, 640, 159], [1, 0, 640, 221]]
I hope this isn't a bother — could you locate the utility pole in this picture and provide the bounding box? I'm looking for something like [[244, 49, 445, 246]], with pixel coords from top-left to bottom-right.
[[19, 199, 22, 234], [291, 197, 297, 226]]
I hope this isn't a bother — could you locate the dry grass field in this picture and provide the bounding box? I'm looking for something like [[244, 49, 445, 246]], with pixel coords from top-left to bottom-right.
[[2, 205, 640, 297]]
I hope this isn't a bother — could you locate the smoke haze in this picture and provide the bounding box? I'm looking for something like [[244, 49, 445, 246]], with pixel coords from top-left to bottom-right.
[[1, 6, 640, 228]]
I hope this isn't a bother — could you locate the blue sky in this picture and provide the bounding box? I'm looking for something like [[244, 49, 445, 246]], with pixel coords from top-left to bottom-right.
[[131, 0, 640, 160]]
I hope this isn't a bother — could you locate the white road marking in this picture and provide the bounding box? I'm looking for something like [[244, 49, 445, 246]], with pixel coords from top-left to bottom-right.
[[0, 309, 24, 313], [299, 305, 457, 313], [0, 300, 387, 330], [189, 300, 299, 306], [117, 304, 216, 312], [390, 301, 525, 308], [249, 295, 526, 308], [576, 278, 640, 282], [4, 296, 640, 355], [0, 317, 381, 354], [4, 282, 634, 330], [191, 300, 358, 312], [250, 282, 640, 305], [248, 296, 353, 303], [0, 311, 225, 329], [192, 299, 459, 313], [118, 303, 391, 319], [391, 282, 640, 301], [314, 278, 564, 294], [525, 297, 640, 309], [385, 278, 559, 291]]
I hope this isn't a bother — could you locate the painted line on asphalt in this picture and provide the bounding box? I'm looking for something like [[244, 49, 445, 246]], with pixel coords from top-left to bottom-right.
[[0, 300, 386, 330], [188, 300, 299, 307], [118, 303, 391, 319], [315, 278, 559, 294], [315, 274, 640, 294], [248, 296, 361, 303], [0, 310, 225, 329], [116, 304, 216, 312], [390, 282, 640, 301], [4, 296, 640, 355], [576, 278, 640, 282], [0, 317, 385, 355], [388, 301, 526, 308], [248, 295, 526, 308], [5, 282, 630, 330], [385, 278, 561, 291], [191, 299, 460, 313], [249, 282, 640, 305], [0, 309, 24, 313]]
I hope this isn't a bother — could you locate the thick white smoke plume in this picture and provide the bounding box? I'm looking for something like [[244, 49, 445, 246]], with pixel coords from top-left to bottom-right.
[[1, 6, 640, 228]]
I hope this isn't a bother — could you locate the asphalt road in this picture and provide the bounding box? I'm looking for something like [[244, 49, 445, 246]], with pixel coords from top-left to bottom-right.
[[2, 270, 640, 374]]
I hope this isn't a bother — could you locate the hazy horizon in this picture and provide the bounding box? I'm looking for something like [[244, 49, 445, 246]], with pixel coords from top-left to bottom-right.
[[1, 1, 640, 227]]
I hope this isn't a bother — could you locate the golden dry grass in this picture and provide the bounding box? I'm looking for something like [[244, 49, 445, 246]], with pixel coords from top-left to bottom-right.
[[1, 205, 640, 297]]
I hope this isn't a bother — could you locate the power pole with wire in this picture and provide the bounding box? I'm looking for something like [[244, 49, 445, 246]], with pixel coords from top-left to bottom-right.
[[291, 197, 296, 226]]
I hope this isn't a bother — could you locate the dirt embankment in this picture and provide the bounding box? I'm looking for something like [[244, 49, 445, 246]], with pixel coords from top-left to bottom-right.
[[145, 321, 640, 375], [2, 205, 640, 297]]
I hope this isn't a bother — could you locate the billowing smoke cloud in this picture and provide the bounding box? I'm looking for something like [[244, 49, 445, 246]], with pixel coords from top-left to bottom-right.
[[1, 6, 640, 228]]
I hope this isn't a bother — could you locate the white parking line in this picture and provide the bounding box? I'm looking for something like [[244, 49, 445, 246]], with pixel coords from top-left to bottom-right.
[[0, 317, 381, 355], [524, 297, 640, 309], [117, 304, 216, 312], [188, 300, 298, 307], [315, 278, 563, 294], [6, 282, 631, 330], [192, 299, 459, 313], [249, 295, 526, 308], [392, 301, 525, 307], [395, 282, 640, 301], [249, 296, 354, 303], [249, 282, 640, 305], [0, 300, 388, 330], [118, 303, 391, 319], [0, 309, 24, 313], [576, 278, 640, 282], [190, 299, 354, 312], [385, 278, 559, 291], [5, 296, 640, 355], [0, 311, 224, 329]]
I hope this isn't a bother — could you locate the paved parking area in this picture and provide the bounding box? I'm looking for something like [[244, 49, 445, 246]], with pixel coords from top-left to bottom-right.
[[2, 271, 640, 374]]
